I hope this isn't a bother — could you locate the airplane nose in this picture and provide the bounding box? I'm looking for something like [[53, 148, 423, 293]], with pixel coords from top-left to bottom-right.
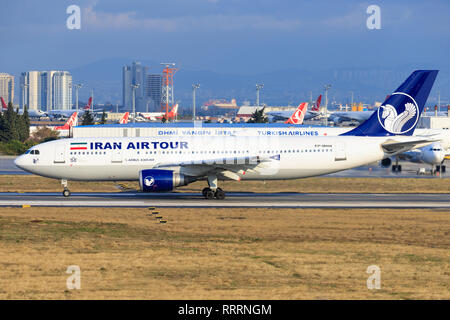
[[14, 155, 26, 169]]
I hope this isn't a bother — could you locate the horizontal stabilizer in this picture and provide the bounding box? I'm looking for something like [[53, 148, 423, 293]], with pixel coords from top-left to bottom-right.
[[381, 138, 437, 155]]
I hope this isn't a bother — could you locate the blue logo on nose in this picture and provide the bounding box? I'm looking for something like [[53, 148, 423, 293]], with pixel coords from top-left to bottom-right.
[[144, 176, 155, 187]]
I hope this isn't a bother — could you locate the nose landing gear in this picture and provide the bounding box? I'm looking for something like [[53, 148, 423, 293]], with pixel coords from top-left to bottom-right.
[[61, 179, 71, 197]]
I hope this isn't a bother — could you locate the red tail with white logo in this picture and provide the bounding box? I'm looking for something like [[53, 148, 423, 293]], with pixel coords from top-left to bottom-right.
[[1, 97, 7, 110], [311, 95, 321, 112], [285, 102, 308, 124], [119, 112, 129, 124], [168, 104, 179, 118], [54, 112, 78, 130], [83, 97, 93, 110]]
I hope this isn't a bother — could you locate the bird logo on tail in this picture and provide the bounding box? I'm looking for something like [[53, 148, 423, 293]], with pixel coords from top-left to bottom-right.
[[377, 92, 419, 134]]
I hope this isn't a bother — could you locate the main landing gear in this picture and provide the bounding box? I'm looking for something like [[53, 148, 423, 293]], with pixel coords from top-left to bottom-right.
[[61, 179, 71, 197], [392, 156, 402, 173], [202, 175, 226, 200]]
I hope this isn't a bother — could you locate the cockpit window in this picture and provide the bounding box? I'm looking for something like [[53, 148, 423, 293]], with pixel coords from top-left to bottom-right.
[[30, 150, 40, 155]]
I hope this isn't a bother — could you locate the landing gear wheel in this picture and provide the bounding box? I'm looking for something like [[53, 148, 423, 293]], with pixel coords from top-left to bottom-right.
[[214, 188, 226, 200], [62, 188, 71, 197], [204, 189, 215, 200], [202, 187, 210, 197]]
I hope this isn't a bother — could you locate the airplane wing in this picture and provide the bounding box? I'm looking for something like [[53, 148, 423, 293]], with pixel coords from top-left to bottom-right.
[[381, 138, 437, 155], [154, 154, 280, 180]]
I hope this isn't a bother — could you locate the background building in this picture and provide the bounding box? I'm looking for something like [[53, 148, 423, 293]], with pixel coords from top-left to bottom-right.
[[0, 73, 14, 105], [122, 61, 148, 112], [20, 70, 72, 110], [146, 74, 162, 112], [20, 71, 40, 110], [52, 71, 72, 110]]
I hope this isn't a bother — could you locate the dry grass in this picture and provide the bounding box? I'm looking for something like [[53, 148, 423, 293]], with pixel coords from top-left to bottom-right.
[[0, 206, 448, 299], [1, 174, 449, 193]]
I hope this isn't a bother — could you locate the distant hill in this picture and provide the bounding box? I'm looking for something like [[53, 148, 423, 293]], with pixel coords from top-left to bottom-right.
[[68, 58, 449, 109]]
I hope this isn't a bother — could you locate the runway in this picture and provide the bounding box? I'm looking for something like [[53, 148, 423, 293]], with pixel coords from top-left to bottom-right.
[[0, 192, 449, 208]]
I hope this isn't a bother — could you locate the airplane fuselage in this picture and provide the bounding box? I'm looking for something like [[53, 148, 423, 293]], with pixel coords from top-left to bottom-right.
[[15, 135, 391, 181]]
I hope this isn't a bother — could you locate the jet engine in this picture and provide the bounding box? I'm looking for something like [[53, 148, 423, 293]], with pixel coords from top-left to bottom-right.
[[380, 158, 392, 168], [139, 169, 195, 192]]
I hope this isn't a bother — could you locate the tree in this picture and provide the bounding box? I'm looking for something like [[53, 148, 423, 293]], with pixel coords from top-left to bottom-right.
[[81, 109, 95, 125], [100, 110, 107, 124], [1, 102, 19, 141], [247, 107, 268, 123], [28, 126, 59, 143], [18, 105, 30, 142]]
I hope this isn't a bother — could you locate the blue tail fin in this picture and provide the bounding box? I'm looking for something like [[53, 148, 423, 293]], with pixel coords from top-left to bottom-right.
[[342, 70, 438, 136]]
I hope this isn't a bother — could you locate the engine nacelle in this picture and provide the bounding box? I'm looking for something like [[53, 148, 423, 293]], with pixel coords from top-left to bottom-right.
[[139, 169, 193, 192], [380, 157, 392, 168]]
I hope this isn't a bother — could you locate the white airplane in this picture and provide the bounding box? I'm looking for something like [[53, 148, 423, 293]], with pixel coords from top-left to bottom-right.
[[328, 110, 373, 124], [266, 95, 321, 122], [47, 97, 103, 119], [139, 104, 179, 121], [1, 97, 46, 118], [14, 70, 439, 199], [396, 142, 447, 173]]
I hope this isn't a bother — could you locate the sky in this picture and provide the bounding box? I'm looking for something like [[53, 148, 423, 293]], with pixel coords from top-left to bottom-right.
[[0, 0, 449, 104]]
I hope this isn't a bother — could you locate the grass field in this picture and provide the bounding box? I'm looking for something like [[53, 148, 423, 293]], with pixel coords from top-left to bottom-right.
[[0, 206, 449, 300], [0, 175, 448, 299], [1, 174, 449, 193]]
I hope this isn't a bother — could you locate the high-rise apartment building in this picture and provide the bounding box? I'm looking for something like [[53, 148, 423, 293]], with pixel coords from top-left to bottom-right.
[[20, 71, 41, 110], [52, 71, 72, 110], [146, 74, 162, 112], [122, 61, 148, 112], [0, 73, 14, 105], [20, 70, 72, 110]]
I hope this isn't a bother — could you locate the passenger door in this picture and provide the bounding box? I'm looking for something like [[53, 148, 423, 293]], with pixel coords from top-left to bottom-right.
[[54, 145, 65, 163], [334, 142, 347, 161], [111, 149, 122, 163]]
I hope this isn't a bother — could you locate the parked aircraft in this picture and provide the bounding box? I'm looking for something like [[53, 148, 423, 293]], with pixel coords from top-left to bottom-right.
[[139, 104, 179, 121], [266, 95, 321, 122], [1, 97, 46, 118]]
